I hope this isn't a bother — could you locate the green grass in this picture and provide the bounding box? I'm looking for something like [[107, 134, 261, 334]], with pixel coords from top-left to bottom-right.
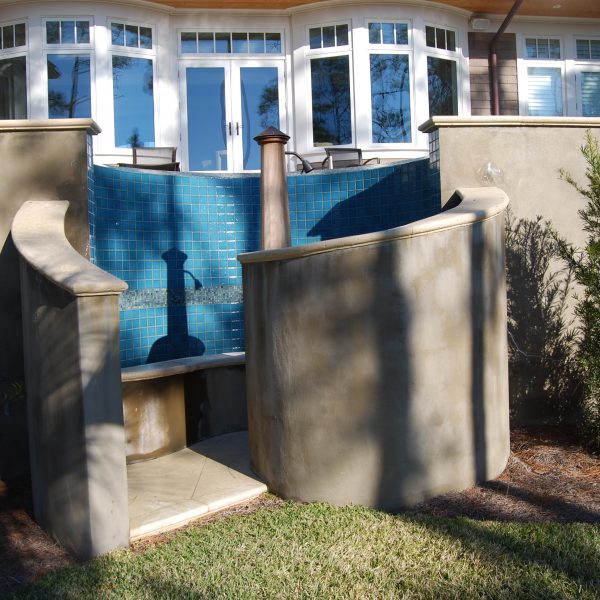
[[10, 501, 600, 599]]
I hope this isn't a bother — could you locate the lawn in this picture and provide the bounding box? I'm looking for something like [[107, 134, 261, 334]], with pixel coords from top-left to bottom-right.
[[9, 500, 600, 599]]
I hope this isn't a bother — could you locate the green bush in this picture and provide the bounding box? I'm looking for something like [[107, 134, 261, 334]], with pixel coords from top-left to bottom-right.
[[555, 130, 600, 450]]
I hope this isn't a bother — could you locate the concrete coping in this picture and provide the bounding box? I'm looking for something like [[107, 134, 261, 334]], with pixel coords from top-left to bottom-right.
[[419, 116, 600, 133], [12, 200, 127, 297], [0, 118, 101, 134], [238, 187, 509, 265], [121, 352, 246, 382]]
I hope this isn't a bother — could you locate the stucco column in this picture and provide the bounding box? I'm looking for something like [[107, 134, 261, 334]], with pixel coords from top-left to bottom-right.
[[254, 127, 291, 250]]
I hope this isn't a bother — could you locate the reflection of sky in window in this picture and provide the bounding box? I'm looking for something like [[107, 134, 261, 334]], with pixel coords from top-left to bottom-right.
[[113, 56, 155, 147], [47, 54, 91, 118], [240, 67, 279, 170], [186, 67, 227, 170]]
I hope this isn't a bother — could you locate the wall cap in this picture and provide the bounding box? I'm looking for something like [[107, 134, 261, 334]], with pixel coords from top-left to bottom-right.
[[12, 201, 127, 297], [122, 352, 246, 382], [238, 187, 509, 264], [0, 118, 101, 135], [419, 116, 600, 133]]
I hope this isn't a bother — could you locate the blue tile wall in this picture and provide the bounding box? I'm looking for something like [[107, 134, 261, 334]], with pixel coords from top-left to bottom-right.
[[93, 159, 439, 366], [87, 134, 96, 263]]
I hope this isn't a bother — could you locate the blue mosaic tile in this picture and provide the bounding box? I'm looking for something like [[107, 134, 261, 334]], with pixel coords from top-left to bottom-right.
[[92, 160, 440, 366]]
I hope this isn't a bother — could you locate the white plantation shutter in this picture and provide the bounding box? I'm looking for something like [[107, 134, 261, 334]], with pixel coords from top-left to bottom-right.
[[527, 67, 563, 116], [581, 72, 600, 117]]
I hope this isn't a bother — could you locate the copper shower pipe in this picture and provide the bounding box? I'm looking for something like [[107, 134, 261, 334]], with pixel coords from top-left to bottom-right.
[[488, 0, 524, 115]]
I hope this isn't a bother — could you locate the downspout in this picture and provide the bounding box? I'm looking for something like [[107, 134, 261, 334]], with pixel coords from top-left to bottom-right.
[[488, 0, 524, 115]]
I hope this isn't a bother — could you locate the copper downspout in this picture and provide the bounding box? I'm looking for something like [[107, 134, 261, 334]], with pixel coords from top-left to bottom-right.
[[488, 0, 524, 115]]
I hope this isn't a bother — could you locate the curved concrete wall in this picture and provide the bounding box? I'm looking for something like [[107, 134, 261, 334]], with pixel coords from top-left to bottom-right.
[[12, 200, 129, 559], [239, 188, 510, 509]]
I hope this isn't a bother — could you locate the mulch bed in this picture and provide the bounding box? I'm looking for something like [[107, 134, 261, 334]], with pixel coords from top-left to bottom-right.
[[1, 427, 598, 598]]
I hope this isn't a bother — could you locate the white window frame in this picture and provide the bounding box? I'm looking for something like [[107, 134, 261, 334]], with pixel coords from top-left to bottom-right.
[[177, 29, 284, 57], [358, 17, 415, 148], [108, 19, 154, 53], [41, 16, 94, 120], [0, 19, 28, 53], [0, 19, 28, 119], [107, 17, 157, 152], [573, 36, 600, 117], [305, 20, 354, 149], [518, 34, 565, 117], [42, 17, 93, 49], [423, 22, 461, 119]]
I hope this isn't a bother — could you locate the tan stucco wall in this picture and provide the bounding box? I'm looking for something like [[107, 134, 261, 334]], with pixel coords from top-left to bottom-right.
[[420, 117, 600, 424], [0, 120, 98, 400], [240, 189, 510, 508]]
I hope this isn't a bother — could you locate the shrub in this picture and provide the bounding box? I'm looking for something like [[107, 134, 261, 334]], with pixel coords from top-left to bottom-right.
[[555, 130, 600, 450]]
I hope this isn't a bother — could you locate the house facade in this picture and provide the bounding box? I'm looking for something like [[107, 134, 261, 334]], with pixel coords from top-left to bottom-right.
[[0, 0, 598, 171]]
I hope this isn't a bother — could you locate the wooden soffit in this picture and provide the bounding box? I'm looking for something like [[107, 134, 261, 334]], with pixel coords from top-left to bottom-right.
[[143, 0, 600, 19]]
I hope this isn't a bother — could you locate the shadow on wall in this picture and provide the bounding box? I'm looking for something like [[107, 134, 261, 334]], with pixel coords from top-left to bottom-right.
[[505, 210, 583, 426], [147, 247, 205, 363], [306, 166, 437, 242]]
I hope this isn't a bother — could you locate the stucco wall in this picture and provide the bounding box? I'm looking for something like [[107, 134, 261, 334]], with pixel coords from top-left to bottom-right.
[[420, 116, 600, 425], [240, 188, 510, 508]]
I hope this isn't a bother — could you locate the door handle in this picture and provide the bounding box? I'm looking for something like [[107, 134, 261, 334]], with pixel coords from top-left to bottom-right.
[[236, 122, 240, 135], [228, 122, 232, 136]]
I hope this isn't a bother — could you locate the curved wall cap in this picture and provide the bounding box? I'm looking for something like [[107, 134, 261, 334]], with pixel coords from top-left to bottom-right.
[[0, 118, 101, 135], [12, 201, 127, 297], [238, 186, 509, 264], [419, 116, 600, 133]]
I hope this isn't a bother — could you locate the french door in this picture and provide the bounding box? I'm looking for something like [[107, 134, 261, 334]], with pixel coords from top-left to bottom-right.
[[181, 59, 286, 172]]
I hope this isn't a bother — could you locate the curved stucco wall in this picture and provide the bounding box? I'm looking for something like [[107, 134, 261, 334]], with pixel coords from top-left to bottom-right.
[[239, 187, 510, 508]]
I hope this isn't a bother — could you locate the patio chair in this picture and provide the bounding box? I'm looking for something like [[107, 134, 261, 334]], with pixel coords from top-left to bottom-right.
[[321, 147, 380, 169], [119, 147, 180, 171]]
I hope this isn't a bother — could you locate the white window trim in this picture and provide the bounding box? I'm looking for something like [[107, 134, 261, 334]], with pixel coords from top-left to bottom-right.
[[517, 34, 566, 116], [364, 18, 412, 49], [305, 20, 351, 55], [176, 29, 285, 59], [42, 47, 96, 120], [423, 22, 459, 56], [107, 18, 155, 54], [0, 19, 28, 55], [42, 16, 94, 49]]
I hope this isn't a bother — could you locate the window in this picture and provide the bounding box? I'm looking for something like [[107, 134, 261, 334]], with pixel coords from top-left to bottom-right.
[[427, 56, 458, 116], [310, 55, 351, 145], [368, 22, 408, 46], [111, 23, 152, 49], [309, 24, 349, 49], [522, 37, 564, 116], [47, 54, 91, 118], [370, 54, 411, 143], [580, 71, 600, 117], [180, 31, 281, 55], [1, 22, 26, 49], [46, 20, 90, 45], [0, 56, 26, 118], [112, 56, 155, 147], [525, 38, 561, 60], [527, 67, 563, 116], [425, 26, 455, 52], [576, 39, 600, 61]]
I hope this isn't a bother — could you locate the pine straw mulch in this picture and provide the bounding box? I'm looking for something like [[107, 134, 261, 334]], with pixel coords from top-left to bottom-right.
[[0, 427, 598, 598]]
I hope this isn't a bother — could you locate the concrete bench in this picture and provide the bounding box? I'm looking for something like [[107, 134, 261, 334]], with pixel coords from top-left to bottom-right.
[[122, 352, 246, 463]]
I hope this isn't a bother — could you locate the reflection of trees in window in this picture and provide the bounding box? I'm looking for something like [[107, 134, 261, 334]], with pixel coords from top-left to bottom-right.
[[258, 77, 279, 129], [310, 55, 351, 145], [112, 55, 155, 148], [370, 54, 411, 143], [47, 54, 91, 118], [427, 56, 458, 117]]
